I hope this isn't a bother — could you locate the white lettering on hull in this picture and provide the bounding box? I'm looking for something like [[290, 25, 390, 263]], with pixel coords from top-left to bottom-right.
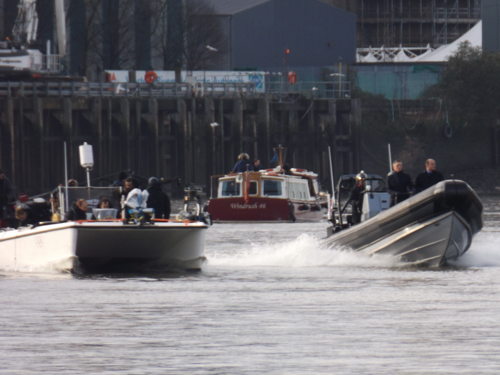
[[229, 203, 267, 209]]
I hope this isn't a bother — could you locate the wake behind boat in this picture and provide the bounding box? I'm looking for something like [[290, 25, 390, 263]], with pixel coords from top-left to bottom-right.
[[325, 177, 483, 267]]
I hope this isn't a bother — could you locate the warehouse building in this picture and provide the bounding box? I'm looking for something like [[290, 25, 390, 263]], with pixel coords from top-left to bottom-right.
[[204, 0, 356, 70]]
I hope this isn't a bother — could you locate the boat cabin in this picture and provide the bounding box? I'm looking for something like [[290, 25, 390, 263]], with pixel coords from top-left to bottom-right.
[[333, 174, 391, 227], [216, 169, 320, 201], [207, 168, 327, 222]]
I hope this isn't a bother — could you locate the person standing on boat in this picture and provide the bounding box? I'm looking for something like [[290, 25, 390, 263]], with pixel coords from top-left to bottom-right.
[[0, 169, 14, 226], [387, 160, 413, 205], [348, 171, 367, 224], [232, 153, 253, 173], [415, 158, 444, 193], [120, 177, 141, 219], [111, 171, 129, 188], [147, 177, 171, 219]]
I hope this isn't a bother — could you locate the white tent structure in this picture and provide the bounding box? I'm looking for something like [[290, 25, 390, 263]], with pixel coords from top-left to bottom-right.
[[356, 21, 482, 63], [415, 21, 482, 62], [393, 49, 413, 62]]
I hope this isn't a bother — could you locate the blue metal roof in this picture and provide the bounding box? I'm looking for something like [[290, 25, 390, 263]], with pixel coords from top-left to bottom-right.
[[203, 0, 271, 15]]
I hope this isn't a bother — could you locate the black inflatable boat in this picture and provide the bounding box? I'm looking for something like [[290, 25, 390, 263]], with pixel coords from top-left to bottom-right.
[[325, 180, 483, 267]]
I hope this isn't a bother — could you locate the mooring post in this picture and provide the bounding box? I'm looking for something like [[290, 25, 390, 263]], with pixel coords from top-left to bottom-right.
[[6, 98, 15, 182]]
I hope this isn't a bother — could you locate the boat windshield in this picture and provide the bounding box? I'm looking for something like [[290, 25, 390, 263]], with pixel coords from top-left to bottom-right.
[[57, 186, 120, 220], [220, 180, 241, 196], [263, 180, 282, 196], [365, 178, 386, 192]]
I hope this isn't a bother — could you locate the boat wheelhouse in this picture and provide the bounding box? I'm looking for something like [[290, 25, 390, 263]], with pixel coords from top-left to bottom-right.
[[207, 168, 328, 223]]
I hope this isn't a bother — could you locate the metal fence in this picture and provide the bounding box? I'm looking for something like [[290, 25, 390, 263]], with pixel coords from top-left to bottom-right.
[[0, 79, 351, 99], [265, 80, 352, 99], [0, 81, 257, 98]]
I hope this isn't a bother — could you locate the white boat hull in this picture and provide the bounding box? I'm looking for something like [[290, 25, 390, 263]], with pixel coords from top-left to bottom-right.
[[358, 212, 471, 267], [326, 180, 482, 267], [0, 221, 207, 273]]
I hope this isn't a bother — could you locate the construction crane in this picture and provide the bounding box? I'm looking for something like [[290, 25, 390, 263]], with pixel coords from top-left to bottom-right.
[[0, 0, 68, 80]]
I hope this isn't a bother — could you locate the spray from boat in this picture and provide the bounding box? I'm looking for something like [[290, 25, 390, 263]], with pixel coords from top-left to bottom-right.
[[206, 233, 401, 268]]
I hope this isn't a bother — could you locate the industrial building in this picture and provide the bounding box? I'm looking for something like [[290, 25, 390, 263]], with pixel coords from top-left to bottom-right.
[[482, 0, 500, 51], [204, 0, 356, 70]]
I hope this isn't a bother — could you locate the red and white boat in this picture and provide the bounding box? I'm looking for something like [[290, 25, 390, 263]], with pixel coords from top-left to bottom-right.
[[207, 166, 329, 223]]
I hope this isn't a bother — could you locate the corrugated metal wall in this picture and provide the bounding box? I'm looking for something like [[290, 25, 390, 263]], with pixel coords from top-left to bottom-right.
[[482, 0, 500, 52], [229, 0, 356, 70]]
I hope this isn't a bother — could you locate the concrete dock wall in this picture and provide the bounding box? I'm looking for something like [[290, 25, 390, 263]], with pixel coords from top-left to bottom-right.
[[0, 95, 360, 195]]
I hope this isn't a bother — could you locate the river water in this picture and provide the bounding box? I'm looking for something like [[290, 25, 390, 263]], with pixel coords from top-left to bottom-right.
[[1, 198, 500, 374]]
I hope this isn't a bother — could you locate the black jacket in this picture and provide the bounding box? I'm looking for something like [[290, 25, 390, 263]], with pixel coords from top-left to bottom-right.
[[415, 170, 444, 193], [67, 205, 87, 220], [0, 177, 12, 211], [388, 171, 412, 194], [387, 171, 413, 205], [232, 159, 253, 173], [147, 185, 171, 219]]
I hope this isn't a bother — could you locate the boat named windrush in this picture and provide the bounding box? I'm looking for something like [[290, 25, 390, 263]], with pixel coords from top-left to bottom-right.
[[207, 168, 329, 223], [325, 176, 483, 267], [0, 185, 208, 273]]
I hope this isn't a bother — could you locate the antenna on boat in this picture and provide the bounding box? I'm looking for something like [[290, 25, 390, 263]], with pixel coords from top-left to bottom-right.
[[79, 142, 94, 187], [63, 141, 69, 215], [387, 143, 393, 174], [327, 146, 336, 222], [276, 144, 286, 167]]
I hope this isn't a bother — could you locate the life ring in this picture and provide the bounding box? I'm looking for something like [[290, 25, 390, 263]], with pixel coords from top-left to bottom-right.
[[145, 70, 158, 84]]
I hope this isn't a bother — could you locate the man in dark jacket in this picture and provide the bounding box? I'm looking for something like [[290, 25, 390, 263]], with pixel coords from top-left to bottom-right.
[[348, 171, 367, 224], [0, 169, 13, 220], [67, 199, 89, 221], [387, 160, 413, 205], [415, 158, 444, 193], [147, 177, 171, 219]]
